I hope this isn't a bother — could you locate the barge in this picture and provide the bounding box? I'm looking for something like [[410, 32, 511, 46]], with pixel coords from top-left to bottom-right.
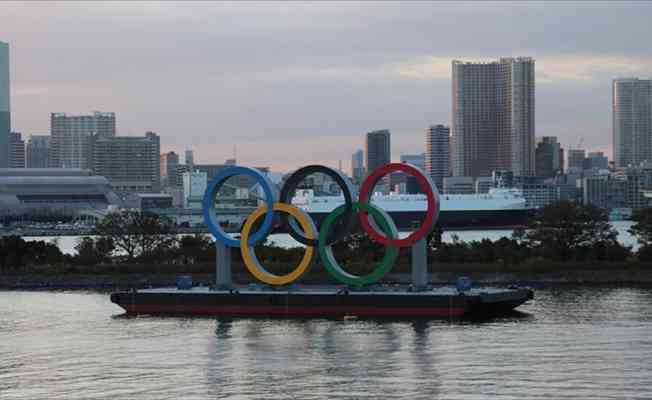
[[110, 285, 534, 319]]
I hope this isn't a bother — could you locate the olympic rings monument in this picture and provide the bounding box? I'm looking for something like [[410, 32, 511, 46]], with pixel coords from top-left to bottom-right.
[[111, 163, 533, 319]]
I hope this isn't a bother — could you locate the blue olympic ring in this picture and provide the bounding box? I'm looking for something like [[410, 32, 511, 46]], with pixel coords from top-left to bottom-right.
[[202, 166, 277, 247]]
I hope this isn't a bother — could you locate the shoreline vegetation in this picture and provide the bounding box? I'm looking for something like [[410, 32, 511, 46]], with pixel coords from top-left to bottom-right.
[[2, 201, 652, 289]]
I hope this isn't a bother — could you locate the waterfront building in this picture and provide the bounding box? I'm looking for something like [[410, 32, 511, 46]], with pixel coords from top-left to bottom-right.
[[582, 173, 627, 210], [425, 124, 450, 191], [182, 170, 208, 209], [351, 149, 364, 183], [49, 111, 116, 169], [8, 132, 24, 168], [619, 166, 652, 210], [567, 149, 586, 171], [443, 176, 475, 194], [124, 193, 173, 210], [160, 151, 180, 187], [0, 168, 120, 218], [613, 78, 652, 168], [26, 135, 50, 168], [91, 131, 160, 194], [535, 136, 562, 178], [0, 41, 10, 168], [452, 57, 535, 177], [512, 176, 558, 208]]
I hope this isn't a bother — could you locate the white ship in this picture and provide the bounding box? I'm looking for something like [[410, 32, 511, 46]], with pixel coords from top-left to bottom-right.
[[293, 187, 530, 229]]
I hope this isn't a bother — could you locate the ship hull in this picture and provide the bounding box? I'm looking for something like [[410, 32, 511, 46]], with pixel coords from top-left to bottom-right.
[[110, 286, 533, 319], [308, 209, 534, 230]]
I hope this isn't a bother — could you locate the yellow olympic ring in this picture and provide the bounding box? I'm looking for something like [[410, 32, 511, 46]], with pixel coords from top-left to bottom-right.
[[240, 202, 317, 285]]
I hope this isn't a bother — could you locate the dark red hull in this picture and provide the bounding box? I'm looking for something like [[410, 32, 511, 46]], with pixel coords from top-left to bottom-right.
[[110, 286, 533, 319]]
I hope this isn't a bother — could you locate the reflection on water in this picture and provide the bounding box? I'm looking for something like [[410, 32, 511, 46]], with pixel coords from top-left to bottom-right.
[[1, 287, 652, 399]]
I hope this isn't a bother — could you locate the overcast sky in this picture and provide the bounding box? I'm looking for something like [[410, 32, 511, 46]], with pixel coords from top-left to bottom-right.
[[2, 1, 652, 171]]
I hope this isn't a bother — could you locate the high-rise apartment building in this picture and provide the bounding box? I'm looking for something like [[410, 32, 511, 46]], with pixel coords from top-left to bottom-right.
[[452, 57, 535, 177], [613, 78, 652, 168], [400, 153, 425, 170], [535, 136, 562, 178], [26, 135, 50, 168], [585, 151, 609, 170], [0, 41, 10, 168], [160, 151, 180, 187], [185, 149, 194, 167], [49, 111, 116, 168], [8, 131, 24, 168], [567, 149, 586, 171], [351, 149, 364, 182], [365, 130, 391, 172], [92, 131, 160, 193], [399, 153, 426, 194], [425, 124, 450, 190]]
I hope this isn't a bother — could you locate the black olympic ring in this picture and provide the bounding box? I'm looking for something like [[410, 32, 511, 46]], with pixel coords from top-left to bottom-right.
[[279, 165, 356, 247]]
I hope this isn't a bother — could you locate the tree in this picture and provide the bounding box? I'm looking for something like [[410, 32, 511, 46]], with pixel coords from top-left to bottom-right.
[[630, 208, 652, 246], [176, 234, 213, 264], [74, 236, 115, 265], [523, 201, 623, 261], [0, 236, 63, 271], [0, 236, 28, 271], [629, 208, 652, 261], [94, 211, 176, 261]]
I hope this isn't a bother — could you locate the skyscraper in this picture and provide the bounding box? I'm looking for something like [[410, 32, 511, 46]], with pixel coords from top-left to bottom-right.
[[185, 149, 194, 167], [92, 131, 160, 193], [613, 78, 652, 168], [425, 124, 450, 190], [351, 149, 364, 182], [452, 57, 535, 177], [160, 151, 180, 187], [26, 135, 50, 168], [567, 149, 586, 171], [0, 41, 10, 168], [535, 136, 562, 178], [8, 131, 24, 168], [365, 130, 391, 172], [50, 112, 116, 168]]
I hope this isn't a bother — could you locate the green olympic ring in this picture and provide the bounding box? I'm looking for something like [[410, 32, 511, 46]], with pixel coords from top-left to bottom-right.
[[318, 202, 399, 287]]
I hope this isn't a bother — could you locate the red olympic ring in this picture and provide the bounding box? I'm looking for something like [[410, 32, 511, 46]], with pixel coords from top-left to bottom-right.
[[358, 163, 439, 247]]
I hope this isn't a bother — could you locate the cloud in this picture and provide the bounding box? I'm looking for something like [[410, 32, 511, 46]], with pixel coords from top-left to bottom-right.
[[537, 55, 652, 83], [2, 2, 652, 171], [393, 54, 652, 84]]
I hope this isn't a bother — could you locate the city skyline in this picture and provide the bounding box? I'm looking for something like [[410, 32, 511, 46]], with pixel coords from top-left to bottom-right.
[[2, 3, 652, 171]]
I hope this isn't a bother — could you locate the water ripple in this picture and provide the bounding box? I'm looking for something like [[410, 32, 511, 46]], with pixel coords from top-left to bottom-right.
[[1, 288, 651, 399]]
